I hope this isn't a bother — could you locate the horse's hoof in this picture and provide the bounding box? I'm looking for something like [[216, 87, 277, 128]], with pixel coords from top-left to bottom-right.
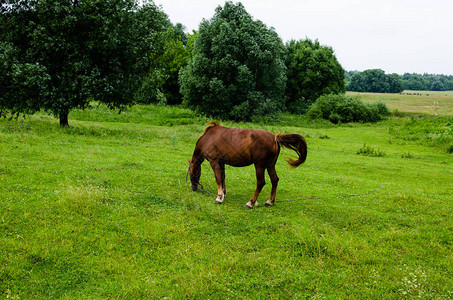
[[264, 202, 272, 207], [214, 200, 223, 205], [244, 204, 253, 209]]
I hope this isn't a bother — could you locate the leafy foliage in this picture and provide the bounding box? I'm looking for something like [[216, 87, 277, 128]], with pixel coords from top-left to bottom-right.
[[373, 101, 391, 116], [138, 28, 191, 105], [0, 42, 51, 117], [347, 69, 404, 93], [307, 94, 388, 124], [346, 71, 453, 92], [285, 39, 345, 114], [0, 0, 171, 126], [401, 73, 453, 91], [179, 2, 286, 120]]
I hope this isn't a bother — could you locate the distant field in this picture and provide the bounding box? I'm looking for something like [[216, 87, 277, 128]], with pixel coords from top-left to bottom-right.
[[348, 91, 453, 116]]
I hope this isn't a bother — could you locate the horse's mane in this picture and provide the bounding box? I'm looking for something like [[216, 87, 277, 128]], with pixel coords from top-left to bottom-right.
[[201, 121, 220, 137]]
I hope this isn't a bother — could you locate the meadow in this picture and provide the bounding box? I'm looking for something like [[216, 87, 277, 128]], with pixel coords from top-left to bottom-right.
[[349, 90, 453, 116], [1, 93, 452, 298]]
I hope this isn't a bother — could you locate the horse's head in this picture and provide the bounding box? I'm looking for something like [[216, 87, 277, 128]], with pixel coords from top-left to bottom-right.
[[188, 159, 201, 191]]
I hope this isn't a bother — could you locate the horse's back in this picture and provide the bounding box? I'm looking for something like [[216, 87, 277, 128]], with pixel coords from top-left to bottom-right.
[[198, 125, 278, 166], [202, 126, 275, 147]]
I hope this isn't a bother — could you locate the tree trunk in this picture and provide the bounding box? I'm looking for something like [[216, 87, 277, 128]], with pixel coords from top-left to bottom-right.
[[59, 111, 69, 127]]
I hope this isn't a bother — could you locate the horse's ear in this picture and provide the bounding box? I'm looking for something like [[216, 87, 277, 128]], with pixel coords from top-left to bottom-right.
[[187, 159, 191, 163]]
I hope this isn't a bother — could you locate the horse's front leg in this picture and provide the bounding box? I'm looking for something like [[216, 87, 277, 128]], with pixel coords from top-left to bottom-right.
[[245, 166, 265, 209], [265, 165, 279, 206], [220, 164, 226, 197], [209, 160, 225, 204]]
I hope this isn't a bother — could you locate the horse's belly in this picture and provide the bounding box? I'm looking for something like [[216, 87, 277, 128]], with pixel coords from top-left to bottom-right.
[[226, 160, 253, 167]]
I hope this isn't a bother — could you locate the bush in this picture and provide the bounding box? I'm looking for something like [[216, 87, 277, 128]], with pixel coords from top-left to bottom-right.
[[307, 94, 388, 124], [372, 101, 391, 116], [357, 144, 386, 157]]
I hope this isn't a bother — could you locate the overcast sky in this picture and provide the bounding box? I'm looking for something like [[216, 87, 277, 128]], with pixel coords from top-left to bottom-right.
[[154, 0, 453, 75]]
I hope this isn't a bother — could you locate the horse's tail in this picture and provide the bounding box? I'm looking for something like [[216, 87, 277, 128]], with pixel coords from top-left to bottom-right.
[[276, 133, 307, 167]]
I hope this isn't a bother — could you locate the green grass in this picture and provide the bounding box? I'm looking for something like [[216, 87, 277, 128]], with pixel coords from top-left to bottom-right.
[[1, 102, 452, 298]]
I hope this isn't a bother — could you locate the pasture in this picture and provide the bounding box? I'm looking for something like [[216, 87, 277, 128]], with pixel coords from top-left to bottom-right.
[[349, 90, 453, 116], [1, 96, 452, 298]]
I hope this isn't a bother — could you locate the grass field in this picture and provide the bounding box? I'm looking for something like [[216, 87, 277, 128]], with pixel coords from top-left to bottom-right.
[[1, 95, 452, 298], [349, 90, 453, 116]]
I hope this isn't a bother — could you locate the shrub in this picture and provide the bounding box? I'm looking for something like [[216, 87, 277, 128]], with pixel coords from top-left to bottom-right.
[[372, 101, 391, 116], [307, 94, 388, 124], [357, 144, 386, 157]]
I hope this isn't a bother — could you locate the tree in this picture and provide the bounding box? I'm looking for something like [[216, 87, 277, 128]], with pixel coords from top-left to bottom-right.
[[0, 42, 51, 118], [430, 80, 445, 91], [348, 69, 389, 93], [382, 72, 453, 92], [0, 0, 170, 126], [345, 70, 359, 83], [285, 39, 345, 114], [347, 69, 404, 93], [185, 31, 197, 60], [174, 23, 189, 46], [387, 73, 405, 93], [179, 1, 286, 120], [401, 73, 428, 90], [139, 27, 190, 105]]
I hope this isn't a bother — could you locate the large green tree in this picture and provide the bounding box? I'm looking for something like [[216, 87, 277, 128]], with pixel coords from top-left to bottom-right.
[[285, 39, 345, 114], [387, 73, 405, 93], [179, 1, 286, 120], [0, 0, 170, 126], [347, 69, 404, 93]]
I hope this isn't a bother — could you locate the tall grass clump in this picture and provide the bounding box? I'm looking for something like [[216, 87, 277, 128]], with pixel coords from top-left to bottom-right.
[[307, 94, 389, 124], [357, 144, 386, 157], [447, 144, 453, 154]]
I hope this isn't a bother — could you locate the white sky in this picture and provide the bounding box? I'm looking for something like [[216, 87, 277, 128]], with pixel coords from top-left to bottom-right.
[[154, 0, 453, 75]]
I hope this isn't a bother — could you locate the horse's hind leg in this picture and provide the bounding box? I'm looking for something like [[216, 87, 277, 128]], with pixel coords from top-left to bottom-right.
[[210, 160, 225, 204], [245, 166, 265, 209], [265, 165, 279, 207]]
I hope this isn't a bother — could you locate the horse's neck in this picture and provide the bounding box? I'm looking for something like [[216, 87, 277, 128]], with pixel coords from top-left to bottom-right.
[[195, 156, 205, 165], [192, 150, 205, 165]]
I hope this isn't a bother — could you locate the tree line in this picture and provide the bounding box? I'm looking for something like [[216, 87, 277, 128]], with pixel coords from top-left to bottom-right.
[[1, 1, 345, 125], [346, 70, 453, 93], [1, 1, 450, 127]]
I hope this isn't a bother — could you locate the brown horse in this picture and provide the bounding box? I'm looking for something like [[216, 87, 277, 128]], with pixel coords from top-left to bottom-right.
[[189, 121, 307, 209]]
